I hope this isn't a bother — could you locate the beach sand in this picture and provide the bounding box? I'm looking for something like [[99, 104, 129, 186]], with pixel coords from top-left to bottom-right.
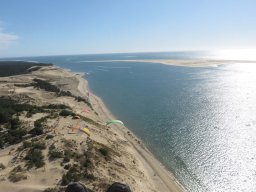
[[0, 66, 184, 192]]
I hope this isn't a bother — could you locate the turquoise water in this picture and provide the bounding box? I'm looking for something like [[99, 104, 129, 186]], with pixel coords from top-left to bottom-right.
[[3, 53, 256, 191]]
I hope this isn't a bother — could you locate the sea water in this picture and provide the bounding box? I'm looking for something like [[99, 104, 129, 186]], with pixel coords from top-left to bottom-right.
[[5, 52, 256, 192]]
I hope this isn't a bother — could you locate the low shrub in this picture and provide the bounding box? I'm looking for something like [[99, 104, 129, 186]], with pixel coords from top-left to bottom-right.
[[59, 110, 75, 117], [81, 158, 92, 169], [8, 165, 27, 182], [32, 141, 46, 150], [61, 166, 81, 186], [64, 164, 71, 170], [5, 118, 27, 145], [64, 149, 74, 158], [23, 141, 46, 150], [25, 148, 45, 169], [8, 172, 27, 182], [45, 134, 54, 139], [63, 156, 70, 163], [23, 141, 32, 148], [45, 104, 70, 109], [49, 144, 56, 150], [49, 149, 63, 159], [29, 117, 46, 136], [99, 148, 109, 156], [0, 163, 6, 170], [11, 165, 22, 172]]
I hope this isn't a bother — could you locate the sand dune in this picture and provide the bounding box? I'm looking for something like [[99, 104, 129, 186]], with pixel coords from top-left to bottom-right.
[[0, 66, 184, 192]]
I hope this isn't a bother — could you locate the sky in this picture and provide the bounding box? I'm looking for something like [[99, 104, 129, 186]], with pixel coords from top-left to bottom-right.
[[0, 0, 256, 58]]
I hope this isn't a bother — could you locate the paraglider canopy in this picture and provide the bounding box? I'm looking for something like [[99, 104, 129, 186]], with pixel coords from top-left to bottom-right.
[[73, 115, 80, 119], [106, 120, 124, 126], [80, 127, 90, 136]]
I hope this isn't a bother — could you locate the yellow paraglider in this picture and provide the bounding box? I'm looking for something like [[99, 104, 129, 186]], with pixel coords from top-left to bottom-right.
[[79, 127, 90, 136]]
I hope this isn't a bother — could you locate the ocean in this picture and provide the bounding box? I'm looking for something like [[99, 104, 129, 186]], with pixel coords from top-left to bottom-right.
[[3, 52, 256, 191]]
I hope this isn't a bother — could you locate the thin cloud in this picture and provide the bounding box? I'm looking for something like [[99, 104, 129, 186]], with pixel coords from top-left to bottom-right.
[[0, 28, 18, 42], [0, 26, 18, 56]]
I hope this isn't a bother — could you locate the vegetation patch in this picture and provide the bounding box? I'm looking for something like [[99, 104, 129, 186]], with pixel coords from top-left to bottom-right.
[[99, 148, 109, 157], [0, 97, 63, 148], [14, 83, 31, 88], [59, 109, 75, 117], [60, 140, 96, 186], [32, 78, 60, 93], [63, 150, 75, 163], [0, 163, 6, 170], [31, 78, 73, 98], [22, 140, 32, 148], [31, 141, 46, 150], [29, 116, 49, 136], [31, 78, 93, 108], [0, 97, 47, 123], [62, 139, 77, 148], [0, 61, 52, 77], [80, 116, 104, 128], [48, 144, 63, 160], [49, 149, 63, 159], [45, 104, 70, 110], [45, 134, 54, 140], [74, 96, 93, 109], [61, 166, 80, 185], [8, 172, 27, 182], [0, 117, 27, 148], [25, 147, 45, 169], [61, 165, 95, 186], [8, 165, 27, 182]]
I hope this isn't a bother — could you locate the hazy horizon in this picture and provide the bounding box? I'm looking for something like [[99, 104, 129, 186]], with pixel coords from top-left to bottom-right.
[[1, 49, 256, 62]]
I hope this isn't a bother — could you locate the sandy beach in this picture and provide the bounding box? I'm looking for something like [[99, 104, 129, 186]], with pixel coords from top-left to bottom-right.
[[0, 66, 184, 192]]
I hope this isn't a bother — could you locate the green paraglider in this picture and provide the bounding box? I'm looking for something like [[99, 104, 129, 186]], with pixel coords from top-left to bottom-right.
[[106, 120, 124, 126]]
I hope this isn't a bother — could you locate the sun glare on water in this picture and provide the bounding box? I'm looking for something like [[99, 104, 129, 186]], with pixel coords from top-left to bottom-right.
[[209, 49, 256, 61]]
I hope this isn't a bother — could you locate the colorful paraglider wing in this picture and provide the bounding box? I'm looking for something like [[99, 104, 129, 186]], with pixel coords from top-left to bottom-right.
[[68, 129, 78, 134], [106, 120, 124, 126], [80, 127, 90, 136], [82, 108, 90, 113]]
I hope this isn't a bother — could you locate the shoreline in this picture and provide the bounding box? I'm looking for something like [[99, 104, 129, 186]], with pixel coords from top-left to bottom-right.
[[74, 68, 185, 191]]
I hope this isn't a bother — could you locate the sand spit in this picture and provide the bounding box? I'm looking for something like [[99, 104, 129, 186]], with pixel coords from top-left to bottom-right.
[[78, 59, 255, 67], [0, 66, 184, 192]]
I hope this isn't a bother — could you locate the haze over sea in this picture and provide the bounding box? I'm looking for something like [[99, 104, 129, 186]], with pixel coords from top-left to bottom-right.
[[4, 51, 256, 191]]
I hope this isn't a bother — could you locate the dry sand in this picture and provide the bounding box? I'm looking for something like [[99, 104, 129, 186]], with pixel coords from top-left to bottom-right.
[[0, 66, 184, 192]]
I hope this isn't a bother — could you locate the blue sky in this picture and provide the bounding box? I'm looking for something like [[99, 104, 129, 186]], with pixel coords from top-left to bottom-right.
[[0, 0, 255, 57]]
